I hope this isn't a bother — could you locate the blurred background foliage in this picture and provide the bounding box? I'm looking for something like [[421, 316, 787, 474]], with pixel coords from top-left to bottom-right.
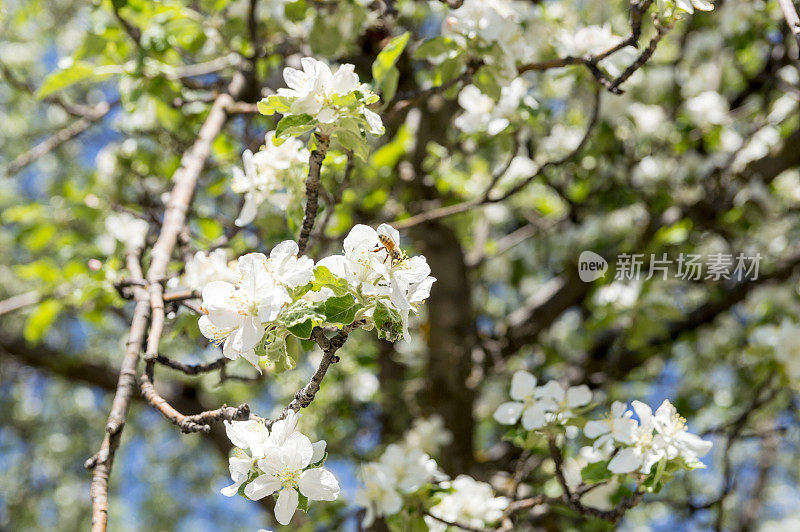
[[2, 0, 800, 530]]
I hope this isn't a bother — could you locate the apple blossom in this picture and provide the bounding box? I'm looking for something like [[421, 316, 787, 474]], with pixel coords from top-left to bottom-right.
[[404, 415, 453, 456], [455, 78, 534, 135], [105, 212, 149, 250], [198, 253, 291, 367], [231, 132, 308, 227], [177, 249, 236, 292], [354, 463, 403, 527], [425, 475, 509, 532], [222, 413, 337, 526], [584, 400, 637, 445], [494, 371, 591, 430], [378, 443, 443, 493], [259, 57, 384, 143]]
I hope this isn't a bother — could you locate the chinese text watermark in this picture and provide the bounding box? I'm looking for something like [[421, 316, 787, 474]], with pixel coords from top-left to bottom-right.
[[578, 252, 762, 282]]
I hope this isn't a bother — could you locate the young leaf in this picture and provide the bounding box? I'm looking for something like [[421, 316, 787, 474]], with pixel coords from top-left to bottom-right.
[[323, 294, 363, 326], [36, 62, 97, 99], [372, 32, 410, 85]]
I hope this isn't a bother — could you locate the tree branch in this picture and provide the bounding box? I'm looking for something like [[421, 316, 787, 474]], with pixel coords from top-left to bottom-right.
[[297, 132, 331, 254], [89, 73, 246, 532]]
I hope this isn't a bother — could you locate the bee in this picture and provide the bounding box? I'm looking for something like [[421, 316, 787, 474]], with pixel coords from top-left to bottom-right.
[[373, 225, 405, 264]]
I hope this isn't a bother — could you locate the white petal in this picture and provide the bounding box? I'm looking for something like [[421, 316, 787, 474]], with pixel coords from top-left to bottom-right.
[[244, 474, 281, 500], [583, 420, 610, 439], [331, 63, 359, 94], [220, 478, 245, 497], [274, 488, 299, 525], [364, 108, 384, 135], [299, 467, 340, 501], [344, 224, 379, 253], [270, 409, 300, 445], [281, 432, 314, 470], [235, 193, 260, 227], [679, 432, 713, 458], [510, 370, 537, 401], [566, 385, 592, 408], [632, 400, 653, 428], [607, 448, 641, 474], [493, 401, 524, 425], [521, 404, 549, 430], [229, 316, 265, 354], [536, 381, 565, 403], [283, 66, 307, 91], [311, 440, 327, 464]]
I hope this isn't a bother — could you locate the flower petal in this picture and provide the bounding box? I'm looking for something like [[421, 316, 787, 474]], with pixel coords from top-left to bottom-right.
[[244, 474, 281, 500], [299, 467, 340, 501], [510, 370, 536, 401], [493, 401, 524, 425], [607, 448, 641, 474], [274, 488, 299, 525]]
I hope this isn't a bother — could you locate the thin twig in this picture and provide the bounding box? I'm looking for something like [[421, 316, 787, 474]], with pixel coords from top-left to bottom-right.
[[297, 132, 331, 254], [4, 101, 116, 178], [265, 320, 363, 428]]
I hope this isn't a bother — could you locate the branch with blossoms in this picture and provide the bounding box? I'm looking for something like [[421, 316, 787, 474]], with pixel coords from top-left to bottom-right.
[[351, 370, 712, 531], [70, 0, 729, 528]]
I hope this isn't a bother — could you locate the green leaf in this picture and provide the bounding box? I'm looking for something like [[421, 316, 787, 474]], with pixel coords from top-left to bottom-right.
[[24, 300, 62, 343], [281, 300, 325, 339], [372, 32, 410, 85], [373, 300, 404, 342], [323, 294, 363, 326], [275, 113, 315, 139], [413, 36, 457, 60], [334, 128, 369, 161], [581, 460, 613, 484], [257, 94, 292, 116], [36, 61, 97, 99], [310, 265, 351, 296], [473, 65, 502, 101], [296, 491, 309, 513]]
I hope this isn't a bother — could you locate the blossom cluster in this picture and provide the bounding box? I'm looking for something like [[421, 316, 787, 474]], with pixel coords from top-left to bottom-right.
[[221, 410, 338, 525], [355, 418, 507, 530], [355, 442, 444, 527], [258, 57, 384, 158], [494, 370, 713, 492], [231, 132, 309, 227], [197, 224, 435, 371]]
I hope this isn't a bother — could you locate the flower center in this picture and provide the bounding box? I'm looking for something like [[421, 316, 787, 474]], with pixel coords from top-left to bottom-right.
[[275, 466, 301, 489]]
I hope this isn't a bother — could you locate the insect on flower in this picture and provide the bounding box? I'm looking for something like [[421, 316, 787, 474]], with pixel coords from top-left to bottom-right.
[[373, 225, 406, 264]]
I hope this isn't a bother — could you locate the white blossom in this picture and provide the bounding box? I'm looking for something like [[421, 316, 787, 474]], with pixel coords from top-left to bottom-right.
[[222, 412, 337, 526], [404, 415, 453, 456], [232, 132, 308, 226], [493, 371, 591, 430], [105, 212, 149, 250], [354, 463, 403, 527], [750, 319, 800, 382], [378, 443, 443, 493], [425, 475, 508, 531], [180, 249, 236, 292], [317, 223, 436, 341], [276, 57, 383, 134], [607, 400, 712, 474], [455, 78, 534, 135], [555, 25, 621, 58], [684, 91, 728, 126], [198, 253, 291, 368]]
